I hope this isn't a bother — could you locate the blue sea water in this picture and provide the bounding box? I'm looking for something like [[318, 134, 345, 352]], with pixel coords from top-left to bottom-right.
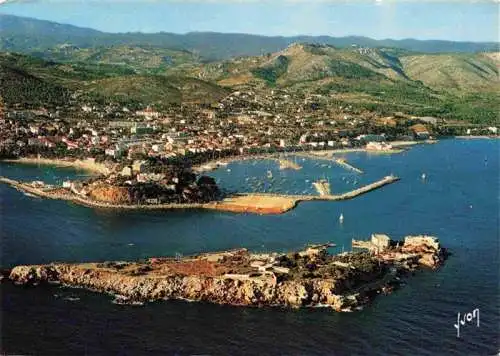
[[1, 139, 499, 355]]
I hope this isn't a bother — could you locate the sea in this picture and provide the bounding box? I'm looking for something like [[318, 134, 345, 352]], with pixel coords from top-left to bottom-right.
[[1, 138, 499, 355]]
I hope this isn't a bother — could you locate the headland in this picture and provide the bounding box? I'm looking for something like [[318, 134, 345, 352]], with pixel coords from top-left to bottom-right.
[[5, 235, 448, 311]]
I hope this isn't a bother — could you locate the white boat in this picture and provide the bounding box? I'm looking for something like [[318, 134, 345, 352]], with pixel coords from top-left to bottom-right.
[[267, 170, 273, 179], [421, 173, 426, 180], [339, 213, 344, 223]]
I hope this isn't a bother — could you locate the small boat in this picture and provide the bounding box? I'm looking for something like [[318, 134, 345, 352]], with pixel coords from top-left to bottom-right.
[[339, 213, 344, 223], [421, 173, 426, 180], [267, 170, 273, 179], [227, 169, 231, 172]]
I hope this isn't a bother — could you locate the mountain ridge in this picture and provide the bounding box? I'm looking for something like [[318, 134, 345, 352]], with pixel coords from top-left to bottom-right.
[[1, 14, 498, 61]]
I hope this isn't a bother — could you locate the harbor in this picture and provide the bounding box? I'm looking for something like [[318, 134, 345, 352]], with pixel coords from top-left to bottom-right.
[[1, 138, 498, 356]]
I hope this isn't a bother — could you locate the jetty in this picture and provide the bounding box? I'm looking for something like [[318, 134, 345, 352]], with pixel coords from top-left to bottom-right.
[[332, 158, 363, 174], [278, 158, 302, 171], [0, 175, 400, 215], [5, 235, 447, 311], [295, 152, 363, 174], [313, 179, 331, 196]]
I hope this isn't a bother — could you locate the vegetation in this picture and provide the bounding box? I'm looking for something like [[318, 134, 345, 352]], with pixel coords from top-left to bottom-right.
[[0, 64, 71, 108], [0, 23, 498, 124], [251, 55, 289, 85], [0, 52, 229, 109]]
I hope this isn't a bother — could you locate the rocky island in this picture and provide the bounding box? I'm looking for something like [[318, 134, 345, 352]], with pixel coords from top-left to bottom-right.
[[6, 235, 448, 311]]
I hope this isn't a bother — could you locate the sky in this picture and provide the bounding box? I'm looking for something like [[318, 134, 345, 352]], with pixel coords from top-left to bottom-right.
[[0, 1, 498, 42]]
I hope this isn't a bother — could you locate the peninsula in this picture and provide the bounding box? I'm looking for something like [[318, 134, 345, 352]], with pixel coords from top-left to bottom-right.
[[0, 174, 399, 214], [6, 235, 448, 311]]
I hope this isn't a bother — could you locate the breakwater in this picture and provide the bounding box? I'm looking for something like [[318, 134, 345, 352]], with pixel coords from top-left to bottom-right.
[[245, 175, 400, 202], [0, 175, 400, 214]]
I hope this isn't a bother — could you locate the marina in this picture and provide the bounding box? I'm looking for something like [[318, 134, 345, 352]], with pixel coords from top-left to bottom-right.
[[1, 139, 499, 355]]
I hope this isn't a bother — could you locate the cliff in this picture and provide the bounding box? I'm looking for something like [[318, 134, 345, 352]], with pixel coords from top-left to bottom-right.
[[89, 185, 133, 204]]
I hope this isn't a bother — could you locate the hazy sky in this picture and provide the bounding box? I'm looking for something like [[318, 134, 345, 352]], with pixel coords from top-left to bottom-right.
[[0, 1, 498, 42]]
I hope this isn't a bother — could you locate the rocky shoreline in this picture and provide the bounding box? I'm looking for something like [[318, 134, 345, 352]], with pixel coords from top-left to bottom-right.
[[5, 235, 448, 311]]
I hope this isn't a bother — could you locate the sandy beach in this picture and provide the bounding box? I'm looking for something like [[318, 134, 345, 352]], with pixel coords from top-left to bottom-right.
[[1, 157, 111, 175]]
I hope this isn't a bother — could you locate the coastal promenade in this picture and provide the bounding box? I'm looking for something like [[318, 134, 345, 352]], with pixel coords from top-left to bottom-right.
[[0, 175, 400, 215]]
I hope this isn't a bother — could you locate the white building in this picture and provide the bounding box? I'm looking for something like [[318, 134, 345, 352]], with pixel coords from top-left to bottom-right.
[[366, 142, 393, 151]]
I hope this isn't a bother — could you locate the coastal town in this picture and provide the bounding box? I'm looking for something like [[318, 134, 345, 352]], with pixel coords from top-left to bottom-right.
[[1, 4, 499, 355], [1, 86, 497, 209], [2, 89, 497, 168]]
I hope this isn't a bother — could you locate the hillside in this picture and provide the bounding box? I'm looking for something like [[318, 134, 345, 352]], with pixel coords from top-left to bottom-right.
[[0, 52, 228, 108], [1, 14, 498, 61], [33, 45, 200, 74], [400, 53, 499, 92], [195, 43, 499, 123], [0, 40, 498, 123], [84, 75, 229, 106], [0, 63, 71, 107]]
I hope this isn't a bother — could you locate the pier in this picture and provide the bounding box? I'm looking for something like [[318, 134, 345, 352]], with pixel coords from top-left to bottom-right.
[[332, 158, 364, 174], [278, 158, 302, 170], [295, 152, 364, 174]]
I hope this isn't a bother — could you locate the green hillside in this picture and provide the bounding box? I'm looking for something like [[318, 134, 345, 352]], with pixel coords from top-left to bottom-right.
[[196, 43, 498, 124], [0, 63, 71, 107], [0, 52, 228, 109], [196, 44, 411, 87], [84, 75, 229, 106], [400, 53, 499, 92], [0, 40, 498, 123]]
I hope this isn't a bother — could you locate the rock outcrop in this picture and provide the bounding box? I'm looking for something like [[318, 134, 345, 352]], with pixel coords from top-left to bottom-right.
[[88, 185, 133, 204], [7, 236, 448, 311]]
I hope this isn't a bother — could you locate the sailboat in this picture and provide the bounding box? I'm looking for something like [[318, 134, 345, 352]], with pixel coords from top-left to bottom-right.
[[339, 213, 344, 223]]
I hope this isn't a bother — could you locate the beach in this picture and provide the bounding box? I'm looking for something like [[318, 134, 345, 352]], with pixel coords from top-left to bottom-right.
[[1, 157, 111, 175]]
